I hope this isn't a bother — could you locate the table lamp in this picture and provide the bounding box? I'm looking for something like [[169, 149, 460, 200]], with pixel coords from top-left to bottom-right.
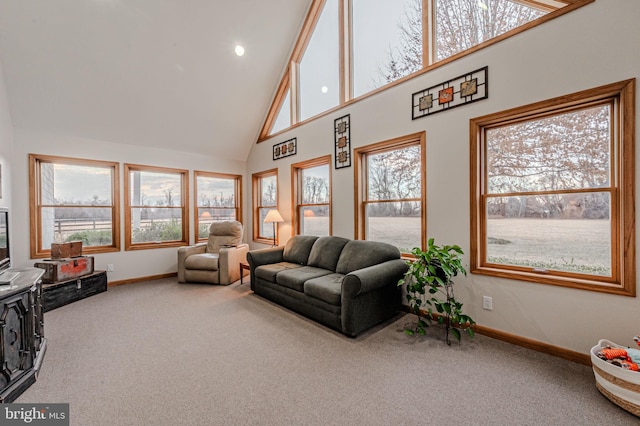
[[263, 209, 284, 247]]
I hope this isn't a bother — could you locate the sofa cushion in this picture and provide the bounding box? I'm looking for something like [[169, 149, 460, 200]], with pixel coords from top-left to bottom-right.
[[304, 273, 344, 306], [283, 235, 319, 265], [335, 240, 401, 275], [184, 253, 219, 271], [275, 266, 332, 292], [255, 262, 302, 283], [307, 237, 349, 272]]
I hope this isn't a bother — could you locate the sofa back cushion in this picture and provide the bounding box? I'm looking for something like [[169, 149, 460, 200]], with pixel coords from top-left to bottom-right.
[[283, 235, 319, 265], [335, 240, 401, 274], [307, 236, 350, 272]]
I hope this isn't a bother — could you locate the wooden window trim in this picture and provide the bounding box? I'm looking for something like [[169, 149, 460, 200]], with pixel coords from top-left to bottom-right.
[[252, 168, 279, 244], [470, 79, 636, 296], [29, 154, 121, 258], [291, 155, 332, 236], [194, 171, 243, 243], [354, 132, 427, 256], [257, 0, 593, 143], [124, 163, 189, 251]]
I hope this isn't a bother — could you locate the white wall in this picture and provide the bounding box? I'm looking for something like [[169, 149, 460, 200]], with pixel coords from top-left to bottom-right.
[[12, 128, 246, 282], [0, 56, 13, 212], [247, 0, 640, 354]]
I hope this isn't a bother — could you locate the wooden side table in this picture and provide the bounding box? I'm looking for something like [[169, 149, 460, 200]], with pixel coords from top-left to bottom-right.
[[239, 262, 250, 284]]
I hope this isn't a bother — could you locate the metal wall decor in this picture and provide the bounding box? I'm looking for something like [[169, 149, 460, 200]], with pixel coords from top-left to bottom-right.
[[411, 66, 488, 120], [334, 114, 351, 169], [273, 138, 297, 160]]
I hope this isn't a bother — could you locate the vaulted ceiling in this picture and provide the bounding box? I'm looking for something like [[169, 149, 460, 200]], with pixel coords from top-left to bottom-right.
[[0, 0, 312, 161]]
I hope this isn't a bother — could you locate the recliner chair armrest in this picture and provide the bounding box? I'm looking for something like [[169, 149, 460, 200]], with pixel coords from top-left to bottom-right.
[[177, 243, 207, 282], [218, 244, 249, 285]]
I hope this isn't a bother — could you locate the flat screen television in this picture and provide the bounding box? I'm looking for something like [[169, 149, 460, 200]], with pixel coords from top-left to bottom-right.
[[0, 208, 9, 273]]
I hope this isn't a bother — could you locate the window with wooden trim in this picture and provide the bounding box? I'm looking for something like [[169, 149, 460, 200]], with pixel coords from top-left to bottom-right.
[[194, 171, 242, 242], [470, 79, 636, 296], [271, 89, 291, 135], [252, 169, 279, 243], [355, 132, 426, 254], [124, 164, 188, 250], [259, 0, 586, 140], [299, 0, 340, 121], [292, 156, 331, 236], [29, 154, 120, 258]]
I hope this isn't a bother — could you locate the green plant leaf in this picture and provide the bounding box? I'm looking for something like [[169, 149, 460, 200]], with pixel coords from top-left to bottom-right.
[[452, 328, 461, 341]]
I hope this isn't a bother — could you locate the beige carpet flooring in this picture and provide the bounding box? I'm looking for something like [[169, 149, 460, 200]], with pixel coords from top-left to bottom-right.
[[16, 277, 639, 425]]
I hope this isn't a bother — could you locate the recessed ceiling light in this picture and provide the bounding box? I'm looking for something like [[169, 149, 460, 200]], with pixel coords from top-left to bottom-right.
[[235, 45, 245, 56], [321, 86, 328, 94]]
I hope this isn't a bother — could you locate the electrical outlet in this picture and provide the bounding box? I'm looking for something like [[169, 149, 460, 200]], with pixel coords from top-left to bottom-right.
[[482, 296, 493, 310], [107, 264, 114, 272]]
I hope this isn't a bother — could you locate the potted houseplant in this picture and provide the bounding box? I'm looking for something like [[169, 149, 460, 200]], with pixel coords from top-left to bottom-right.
[[398, 238, 475, 345]]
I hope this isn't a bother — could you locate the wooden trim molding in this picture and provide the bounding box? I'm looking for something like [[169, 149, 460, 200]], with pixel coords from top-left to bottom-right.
[[353, 132, 426, 249], [252, 168, 279, 243], [257, 0, 594, 143], [193, 170, 243, 243], [291, 155, 332, 236], [123, 163, 189, 251], [470, 79, 635, 296], [108, 272, 177, 287], [28, 153, 121, 258], [473, 324, 591, 366], [401, 305, 590, 365]]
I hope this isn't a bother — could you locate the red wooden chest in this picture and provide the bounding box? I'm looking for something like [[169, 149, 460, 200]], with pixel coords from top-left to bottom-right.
[[34, 256, 95, 283]]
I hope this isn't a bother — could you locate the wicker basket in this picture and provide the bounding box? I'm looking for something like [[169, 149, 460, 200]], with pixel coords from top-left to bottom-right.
[[591, 339, 640, 417]]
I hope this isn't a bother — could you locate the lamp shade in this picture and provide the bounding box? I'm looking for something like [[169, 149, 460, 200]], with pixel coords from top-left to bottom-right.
[[264, 209, 284, 223]]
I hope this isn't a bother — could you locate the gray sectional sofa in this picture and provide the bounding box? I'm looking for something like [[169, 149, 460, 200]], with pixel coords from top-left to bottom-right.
[[247, 235, 408, 337]]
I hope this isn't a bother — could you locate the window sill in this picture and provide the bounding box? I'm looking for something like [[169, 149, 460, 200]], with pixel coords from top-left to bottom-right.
[[471, 266, 634, 297]]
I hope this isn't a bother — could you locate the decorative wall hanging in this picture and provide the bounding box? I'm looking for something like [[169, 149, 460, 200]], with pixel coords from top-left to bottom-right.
[[273, 138, 297, 161], [334, 114, 351, 169], [411, 66, 488, 120]]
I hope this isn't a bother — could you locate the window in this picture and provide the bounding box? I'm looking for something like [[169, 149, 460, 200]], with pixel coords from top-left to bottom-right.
[[298, 0, 340, 121], [432, 0, 546, 62], [352, 0, 422, 97], [252, 169, 279, 243], [271, 89, 291, 134], [470, 79, 635, 296], [29, 154, 120, 258], [292, 156, 331, 236], [124, 164, 188, 250], [355, 132, 426, 254], [194, 171, 242, 242], [259, 0, 584, 140]]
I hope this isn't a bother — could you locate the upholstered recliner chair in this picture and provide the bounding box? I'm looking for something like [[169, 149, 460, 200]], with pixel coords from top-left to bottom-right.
[[177, 221, 249, 285]]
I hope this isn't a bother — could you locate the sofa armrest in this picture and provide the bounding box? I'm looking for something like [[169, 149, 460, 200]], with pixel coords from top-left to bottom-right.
[[246, 247, 284, 269], [177, 243, 207, 282], [342, 259, 408, 298], [246, 247, 284, 290], [218, 244, 249, 285]]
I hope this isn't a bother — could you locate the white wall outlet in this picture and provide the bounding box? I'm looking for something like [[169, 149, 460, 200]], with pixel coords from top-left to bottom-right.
[[482, 296, 493, 310], [107, 264, 114, 272]]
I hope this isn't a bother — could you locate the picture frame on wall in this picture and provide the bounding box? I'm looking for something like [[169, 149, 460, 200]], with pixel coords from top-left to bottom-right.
[[411, 66, 488, 120], [334, 114, 351, 169], [273, 138, 297, 161]]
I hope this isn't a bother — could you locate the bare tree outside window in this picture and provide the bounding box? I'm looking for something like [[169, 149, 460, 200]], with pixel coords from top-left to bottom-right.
[[484, 104, 613, 276], [378, 0, 547, 84]]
